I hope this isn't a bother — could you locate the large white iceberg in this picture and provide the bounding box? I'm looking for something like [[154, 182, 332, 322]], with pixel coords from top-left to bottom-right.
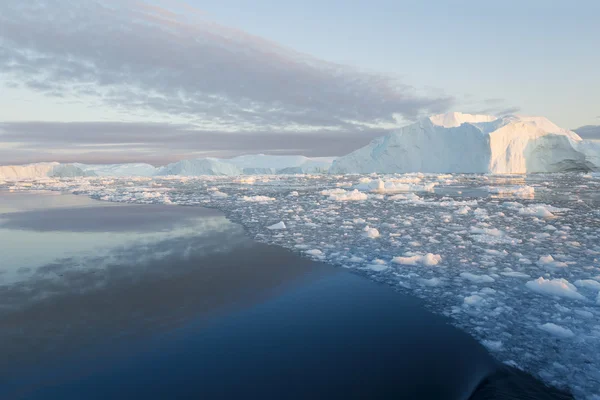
[[330, 112, 600, 174]]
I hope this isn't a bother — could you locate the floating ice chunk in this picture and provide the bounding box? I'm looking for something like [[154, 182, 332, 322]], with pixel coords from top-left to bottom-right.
[[537, 255, 568, 269], [487, 185, 535, 199], [305, 249, 323, 257], [455, 206, 471, 215], [500, 271, 530, 278], [539, 323, 575, 339], [320, 188, 347, 196], [267, 221, 286, 230], [518, 204, 569, 218], [460, 272, 495, 283], [288, 191, 299, 197], [211, 191, 228, 198], [485, 249, 507, 256], [480, 287, 497, 295], [327, 189, 368, 201], [354, 178, 437, 193], [392, 253, 442, 266], [388, 192, 422, 201], [575, 310, 594, 319], [367, 259, 388, 272], [526, 278, 586, 300], [348, 256, 364, 263], [363, 226, 380, 239], [464, 294, 485, 306], [471, 227, 504, 237], [420, 277, 443, 287], [574, 279, 600, 291], [421, 253, 442, 266], [241, 195, 276, 202], [482, 340, 504, 351]]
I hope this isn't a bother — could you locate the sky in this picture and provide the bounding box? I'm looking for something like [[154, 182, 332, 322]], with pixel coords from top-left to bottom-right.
[[0, 0, 599, 165]]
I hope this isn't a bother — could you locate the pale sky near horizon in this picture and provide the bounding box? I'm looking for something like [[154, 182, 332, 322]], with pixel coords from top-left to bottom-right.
[[0, 0, 598, 164]]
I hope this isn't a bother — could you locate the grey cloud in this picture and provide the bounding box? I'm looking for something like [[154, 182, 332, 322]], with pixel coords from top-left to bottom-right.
[[464, 105, 521, 117], [0, 121, 389, 164], [0, 0, 453, 132], [494, 106, 521, 116], [574, 125, 600, 140]]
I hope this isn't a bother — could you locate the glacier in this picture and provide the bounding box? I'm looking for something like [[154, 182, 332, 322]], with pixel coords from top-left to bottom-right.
[[330, 112, 600, 174]]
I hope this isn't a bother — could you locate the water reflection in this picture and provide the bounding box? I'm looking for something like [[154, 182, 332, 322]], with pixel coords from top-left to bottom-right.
[[0, 193, 329, 384], [0, 193, 243, 285]]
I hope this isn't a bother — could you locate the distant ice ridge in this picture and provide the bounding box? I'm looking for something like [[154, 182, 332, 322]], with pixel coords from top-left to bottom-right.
[[330, 112, 600, 174], [0, 162, 96, 180], [0, 155, 336, 179]]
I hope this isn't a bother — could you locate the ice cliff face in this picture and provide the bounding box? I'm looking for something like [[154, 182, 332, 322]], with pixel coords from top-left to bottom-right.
[[330, 112, 599, 174], [0, 156, 336, 179], [0, 162, 94, 180], [156, 158, 243, 176]]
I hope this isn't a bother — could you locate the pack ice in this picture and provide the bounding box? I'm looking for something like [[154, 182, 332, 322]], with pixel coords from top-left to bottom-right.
[[330, 112, 600, 174]]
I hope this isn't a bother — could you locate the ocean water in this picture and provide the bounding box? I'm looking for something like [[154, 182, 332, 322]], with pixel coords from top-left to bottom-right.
[[0, 189, 581, 399]]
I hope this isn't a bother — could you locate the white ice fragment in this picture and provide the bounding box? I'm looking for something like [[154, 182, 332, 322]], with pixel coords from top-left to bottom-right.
[[482, 340, 504, 351], [537, 255, 568, 269], [241, 195, 276, 202], [420, 277, 443, 287], [574, 279, 600, 291], [367, 259, 388, 272], [460, 272, 495, 283], [305, 249, 323, 257], [525, 277, 586, 301], [211, 190, 228, 198], [464, 294, 485, 306], [518, 204, 569, 218], [320, 188, 347, 196], [539, 323, 575, 339], [267, 221, 286, 230], [327, 189, 368, 202], [363, 226, 380, 239], [392, 253, 442, 266], [488, 185, 535, 198], [500, 271, 530, 278]]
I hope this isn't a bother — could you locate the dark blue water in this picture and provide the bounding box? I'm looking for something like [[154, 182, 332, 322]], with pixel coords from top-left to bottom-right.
[[0, 192, 573, 400]]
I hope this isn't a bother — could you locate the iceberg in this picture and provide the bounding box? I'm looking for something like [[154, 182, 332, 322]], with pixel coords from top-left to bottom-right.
[[73, 163, 157, 177], [0, 162, 93, 179], [0, 155, 336, 179], [156, 158, 242, 176], [330, 112, 600, 174]]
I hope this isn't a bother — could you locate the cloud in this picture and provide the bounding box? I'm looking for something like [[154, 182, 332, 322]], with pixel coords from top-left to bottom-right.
[[460, 96, 520, 117], [574, 125, 600, 140], [0, 0, 452, 135], [0, 121, 389, 164]]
